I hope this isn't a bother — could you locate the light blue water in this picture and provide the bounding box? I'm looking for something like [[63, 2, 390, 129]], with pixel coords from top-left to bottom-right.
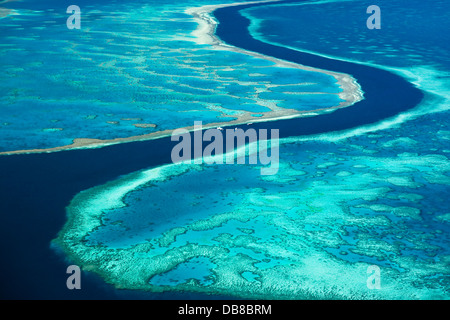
[[58, 0, 450, 299], [14, 0, 443, 299], [62, 106, 450, 298], [0, 0, 344, 152]]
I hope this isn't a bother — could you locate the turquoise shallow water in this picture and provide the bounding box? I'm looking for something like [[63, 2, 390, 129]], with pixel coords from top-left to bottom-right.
[[2, 0, 447, 299], [52, 0, 450, 299], [0, 0, 345, 152], [58, 107, 450, 298]]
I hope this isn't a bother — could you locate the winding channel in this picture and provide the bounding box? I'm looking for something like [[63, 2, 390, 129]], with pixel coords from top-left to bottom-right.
[[0, 0, 425, 298], [213, 0, 424, 137]]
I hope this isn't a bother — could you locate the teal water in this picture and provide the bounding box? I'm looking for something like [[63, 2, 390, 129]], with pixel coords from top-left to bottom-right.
[[59, 107, 450, 298], [0, 0, 344, 152], [3, 0, 448, 299], [54, 0, 450, 299], [150, 257, 217, 287]]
